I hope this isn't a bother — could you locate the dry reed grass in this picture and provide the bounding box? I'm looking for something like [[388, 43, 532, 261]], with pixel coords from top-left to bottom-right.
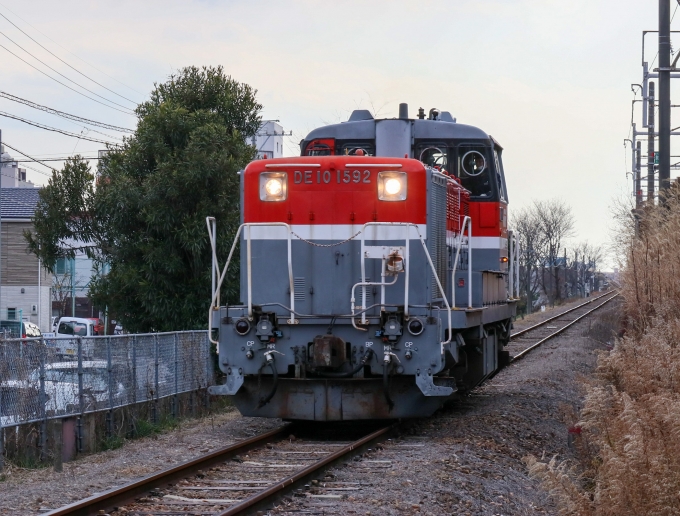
[[524, 187, 680, 516]]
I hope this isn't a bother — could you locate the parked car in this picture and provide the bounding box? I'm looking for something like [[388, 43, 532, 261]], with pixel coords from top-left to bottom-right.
[[0, 361, 127, 418], [55, 317, 99, 358], [0, 320, 42, 339]]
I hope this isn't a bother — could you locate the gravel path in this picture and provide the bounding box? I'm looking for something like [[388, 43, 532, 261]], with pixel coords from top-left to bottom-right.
[[0, 297, 617, 516]]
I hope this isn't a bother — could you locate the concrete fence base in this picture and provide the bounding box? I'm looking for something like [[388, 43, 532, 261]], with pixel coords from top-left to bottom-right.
[[1, 389, 228, 470]]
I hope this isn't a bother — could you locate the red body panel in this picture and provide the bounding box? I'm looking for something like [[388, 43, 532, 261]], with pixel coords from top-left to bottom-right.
[[468, 201, 508, 238], [244, 157, 428, 225]]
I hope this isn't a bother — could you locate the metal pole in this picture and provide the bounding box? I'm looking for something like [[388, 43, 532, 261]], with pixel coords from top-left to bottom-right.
[[648, 81, 656, 202], [39, 341, 47, 461], [130, 335, 136, 437], [659, 0, 671, 195], [106, 336, 113, 439], [173, 333, 178, 420], [77, 336, 83, 453], [153, 334, 159, 425], [636, 140, 643, 207], [70, 257, 75, 317]]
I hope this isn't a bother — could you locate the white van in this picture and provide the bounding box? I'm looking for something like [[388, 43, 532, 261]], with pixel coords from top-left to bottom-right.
[[55, 317, 98, 358]]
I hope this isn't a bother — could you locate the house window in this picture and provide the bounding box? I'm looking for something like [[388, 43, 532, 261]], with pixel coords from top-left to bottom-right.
[[7, 307, 17, 320], [56, 258, 73, 275]]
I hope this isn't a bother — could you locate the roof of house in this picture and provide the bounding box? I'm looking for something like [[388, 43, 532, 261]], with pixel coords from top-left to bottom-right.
[[1, 188, 40, 220]]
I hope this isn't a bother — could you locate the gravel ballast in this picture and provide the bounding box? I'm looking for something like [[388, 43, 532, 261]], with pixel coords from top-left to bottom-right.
[[0, 299, 617, 515]]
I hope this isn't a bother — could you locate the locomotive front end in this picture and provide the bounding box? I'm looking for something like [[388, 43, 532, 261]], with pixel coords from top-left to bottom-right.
[[208, 155, 465, 420]]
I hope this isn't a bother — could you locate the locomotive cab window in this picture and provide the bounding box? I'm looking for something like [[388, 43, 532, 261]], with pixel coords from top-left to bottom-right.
[[340, 143, 375, 156], [457, 146, 494, 200], [418, 145, 448, 172]]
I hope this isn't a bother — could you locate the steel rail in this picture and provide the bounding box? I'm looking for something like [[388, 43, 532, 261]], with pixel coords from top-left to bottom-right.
[[510, 290, 619, 339], [216, 424, 394, 516], [42, 424, 293, 516], [511, 292, 620, 362]]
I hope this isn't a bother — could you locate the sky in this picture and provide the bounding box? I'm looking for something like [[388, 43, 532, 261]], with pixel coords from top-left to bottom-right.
[[0, 0, 673, 263]]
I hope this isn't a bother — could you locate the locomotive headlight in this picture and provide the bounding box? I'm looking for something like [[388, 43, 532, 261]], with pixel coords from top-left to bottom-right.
[[265, 178, 283, 196], [378, 171, 407, 201], [259, 172, 287, 201]]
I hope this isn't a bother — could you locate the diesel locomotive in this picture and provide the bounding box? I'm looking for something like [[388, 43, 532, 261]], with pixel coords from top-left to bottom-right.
[[207, 104, 518, 420]]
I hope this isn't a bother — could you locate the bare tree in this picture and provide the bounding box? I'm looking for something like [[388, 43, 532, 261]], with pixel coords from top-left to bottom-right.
[[568, 242, 604, 297], [533, 199, 575, 303], [512, 206, 545, 313]]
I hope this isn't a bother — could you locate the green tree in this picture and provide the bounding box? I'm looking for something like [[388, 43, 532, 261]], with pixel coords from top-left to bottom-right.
[[26, 66, 261, 332]]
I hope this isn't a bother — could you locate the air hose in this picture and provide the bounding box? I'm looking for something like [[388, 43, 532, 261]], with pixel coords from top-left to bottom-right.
[[256, 355, 278, 409], [316, 349, 374, 378], [383, 361, 394, 412]]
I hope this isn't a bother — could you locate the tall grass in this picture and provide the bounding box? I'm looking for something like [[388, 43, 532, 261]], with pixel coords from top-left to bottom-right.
[[525, 187, 680, 516]]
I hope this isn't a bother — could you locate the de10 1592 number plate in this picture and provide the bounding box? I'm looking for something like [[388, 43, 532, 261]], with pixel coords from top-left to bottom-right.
[[293, 170, 371, 185]]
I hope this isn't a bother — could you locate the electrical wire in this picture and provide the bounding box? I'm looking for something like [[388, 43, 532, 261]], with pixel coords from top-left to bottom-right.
[[2, 142, 58, 171], [0, 2, 145, 98], [0, 42, 133, 115], [0, 12, 137, 105], [0, 31, 134, 113], [0, 110, 121, 145], [0, 91, 133, 132]]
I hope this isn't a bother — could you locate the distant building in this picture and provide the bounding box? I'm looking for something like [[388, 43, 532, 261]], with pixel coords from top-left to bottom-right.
[[252, 121, 286, 159], [1, 145, 35, 188], [0, 188, 51, 331]]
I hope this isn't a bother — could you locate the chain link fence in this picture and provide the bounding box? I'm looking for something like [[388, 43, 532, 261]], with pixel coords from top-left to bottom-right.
[[0, 331, 213, 430]]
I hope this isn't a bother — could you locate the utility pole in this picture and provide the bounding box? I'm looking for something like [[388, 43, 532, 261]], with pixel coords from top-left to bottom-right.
[[648, 81, 656, 202], [659, 0, 672, 195]]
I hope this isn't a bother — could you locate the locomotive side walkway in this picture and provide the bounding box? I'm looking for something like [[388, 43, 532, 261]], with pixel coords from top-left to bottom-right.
[[0, 295, 619, 516]]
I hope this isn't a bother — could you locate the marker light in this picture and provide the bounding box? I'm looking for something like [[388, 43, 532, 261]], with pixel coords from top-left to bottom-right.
[[259, 172, 287, 201], [378, 171, 407, 201]]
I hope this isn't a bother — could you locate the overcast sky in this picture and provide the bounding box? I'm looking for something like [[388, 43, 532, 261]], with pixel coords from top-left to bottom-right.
[[0, 1, 673, 263]]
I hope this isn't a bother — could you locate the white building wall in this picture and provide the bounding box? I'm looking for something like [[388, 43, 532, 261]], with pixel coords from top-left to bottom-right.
[[1, 285, 52, 332], [254, 121, 284, 159]]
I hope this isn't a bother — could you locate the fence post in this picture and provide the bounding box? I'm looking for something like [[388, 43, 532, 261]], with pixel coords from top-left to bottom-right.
[[106, 336, 113, 439], [39, 339, 47, 462], [77, 336, 83, 453], [130, 335, 137, 437], [204, 331, 210, 410], [153, 334, 159, 425], [189, 335, 195, 417], [173, 333, 178, 420]]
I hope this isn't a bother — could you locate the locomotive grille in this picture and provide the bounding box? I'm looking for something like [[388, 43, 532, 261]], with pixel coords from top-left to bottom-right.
[[429, 174, 448, 301], [294, 277, 306, 302]]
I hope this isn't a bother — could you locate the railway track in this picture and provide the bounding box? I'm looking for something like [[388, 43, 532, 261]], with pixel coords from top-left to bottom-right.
[[508, 289, 620, 361], [44, 291, 618, 516], [43, 423, 393, 516]]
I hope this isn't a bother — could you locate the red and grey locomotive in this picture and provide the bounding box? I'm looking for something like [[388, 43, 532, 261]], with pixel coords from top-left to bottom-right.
[[207, 104, 518, 420]]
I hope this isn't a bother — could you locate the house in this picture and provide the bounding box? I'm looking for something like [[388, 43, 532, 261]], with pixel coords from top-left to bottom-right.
[[0, 187, 51, 331]]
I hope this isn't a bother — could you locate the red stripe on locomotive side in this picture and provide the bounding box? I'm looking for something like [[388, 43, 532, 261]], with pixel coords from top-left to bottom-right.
[[244, 156, 427, 225]]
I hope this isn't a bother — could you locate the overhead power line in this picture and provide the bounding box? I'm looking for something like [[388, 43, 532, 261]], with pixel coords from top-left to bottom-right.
[[0, 91, 134, 132], [0, 42, 133, 115], [0, 2, 145, 98], [0, 111, 120, 145], [0, 31, 134, 113], [2, 141, 57, 171], [0, 12, 137, 105]]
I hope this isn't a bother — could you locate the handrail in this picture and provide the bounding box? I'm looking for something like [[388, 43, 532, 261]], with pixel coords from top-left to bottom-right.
[[508, 229, 515, 299], [355, 222, 452, 353], [451, 216, 473, 309], [206, 220, 297, 345]]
